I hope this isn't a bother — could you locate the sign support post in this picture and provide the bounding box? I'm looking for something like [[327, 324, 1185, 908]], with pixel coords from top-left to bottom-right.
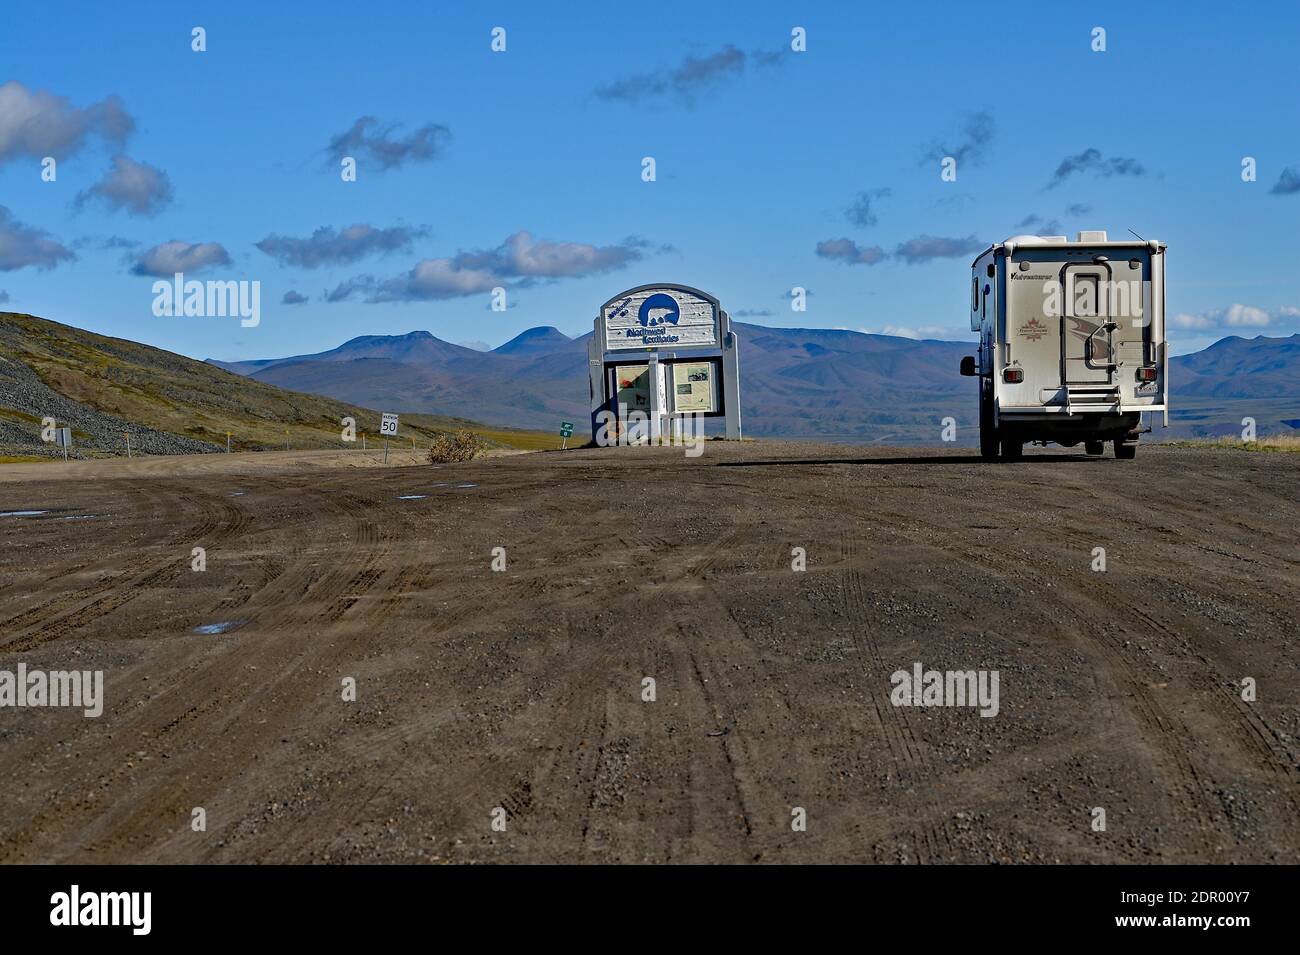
[[379, 413, 399, 464]]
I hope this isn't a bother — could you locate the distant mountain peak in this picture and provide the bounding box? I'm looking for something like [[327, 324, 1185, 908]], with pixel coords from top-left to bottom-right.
[[493, 326, 574, 356]]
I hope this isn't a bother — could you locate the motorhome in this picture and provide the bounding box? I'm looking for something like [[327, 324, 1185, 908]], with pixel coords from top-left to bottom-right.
[[960, 230, 1167, 459]]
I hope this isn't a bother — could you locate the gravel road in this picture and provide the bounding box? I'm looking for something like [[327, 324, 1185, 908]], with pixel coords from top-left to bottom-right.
[[0, 442, 1296, 863]]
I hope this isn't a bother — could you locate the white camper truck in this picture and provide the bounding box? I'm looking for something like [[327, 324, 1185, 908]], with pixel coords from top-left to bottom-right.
[[960, 230, 1167, 460]]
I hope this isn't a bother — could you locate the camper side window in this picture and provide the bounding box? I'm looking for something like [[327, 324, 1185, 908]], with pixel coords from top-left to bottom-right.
[[971, 276, 979, 311], [982, 283, 989, 320]]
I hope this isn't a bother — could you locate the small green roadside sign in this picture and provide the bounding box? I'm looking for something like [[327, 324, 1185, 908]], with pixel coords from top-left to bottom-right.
[[560, 421, 574, 448]]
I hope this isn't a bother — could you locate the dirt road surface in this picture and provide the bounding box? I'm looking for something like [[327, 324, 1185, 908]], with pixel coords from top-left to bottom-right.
[[1, 442, 1296, 863]]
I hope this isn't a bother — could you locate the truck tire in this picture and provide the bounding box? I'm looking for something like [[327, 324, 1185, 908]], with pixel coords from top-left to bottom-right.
[[979, 384, 998, 460], [999, 435, 1023, 460], [1085, 440, 1104, 456], [1114, 439, 1137, 460]]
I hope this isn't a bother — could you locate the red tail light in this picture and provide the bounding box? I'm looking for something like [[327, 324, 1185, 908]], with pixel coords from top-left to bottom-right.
[[1137, 366, 1158, 382], [1003, 367, 1024, 383]]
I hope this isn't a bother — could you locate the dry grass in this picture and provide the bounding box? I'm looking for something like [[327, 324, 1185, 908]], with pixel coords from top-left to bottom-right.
[[1169, 434, 1300, 453], [472, 427, 565, 451], [427, 430, 485, 463]]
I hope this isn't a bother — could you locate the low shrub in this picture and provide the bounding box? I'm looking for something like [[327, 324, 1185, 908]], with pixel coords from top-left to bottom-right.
[[427, 429, 484, 463]]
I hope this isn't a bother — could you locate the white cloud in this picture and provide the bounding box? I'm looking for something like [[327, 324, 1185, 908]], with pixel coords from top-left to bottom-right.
[[1222, 304, 1270, 327], [75, 155, 172, 217], [364, 231, 650, 302], [1172, 303, 1288, 331], [877, 324, 962, 340], [130, 240, 231, 277], [816, 238, 887, 265], [0, 206, 75, 271], [0, 81, 133, 164], [1170, 312, 1213, 330]]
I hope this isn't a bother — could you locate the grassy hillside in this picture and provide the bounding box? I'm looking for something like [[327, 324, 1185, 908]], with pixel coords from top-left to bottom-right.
[[0, 312, 561, 454]]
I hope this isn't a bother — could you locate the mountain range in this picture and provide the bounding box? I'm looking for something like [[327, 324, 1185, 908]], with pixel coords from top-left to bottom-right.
[[208, 325, 1300, 442]]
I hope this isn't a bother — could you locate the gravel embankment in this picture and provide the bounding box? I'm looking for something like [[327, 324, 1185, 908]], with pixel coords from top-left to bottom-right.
[[0, 354, 219, 458]]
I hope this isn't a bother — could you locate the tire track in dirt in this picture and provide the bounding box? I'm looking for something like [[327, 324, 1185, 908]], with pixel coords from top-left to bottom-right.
[[95, 482, 610, 862], [839, 530, 928, 779], [0, 483, 175, 635], [0, 477, 398, 860], [881, 498, 1235, 856], [0, 482, 254, 652]]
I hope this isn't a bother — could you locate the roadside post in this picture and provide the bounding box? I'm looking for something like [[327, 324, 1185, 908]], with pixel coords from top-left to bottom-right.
[[380, 413, 399, 464], [124, 431, 132, 458], [226, 432, 231, 453], [55, 426, 71, 462], [560, 421, 574, 449]]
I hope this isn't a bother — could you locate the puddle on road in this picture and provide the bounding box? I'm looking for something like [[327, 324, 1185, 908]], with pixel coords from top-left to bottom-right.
[[193, 620, 248, 635], [398, 494, 427, 500], [0, 510, 50, 517], [456, 483, 478, 489], [60, 514, 99, 520], [228, 491, 246, 497]]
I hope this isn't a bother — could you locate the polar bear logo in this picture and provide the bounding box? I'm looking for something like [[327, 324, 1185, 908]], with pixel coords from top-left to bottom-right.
[[638, 293, 680, 328]]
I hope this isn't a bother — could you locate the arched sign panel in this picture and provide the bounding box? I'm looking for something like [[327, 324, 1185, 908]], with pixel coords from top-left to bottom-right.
[[602, 287, 719, 350], [589, 284, 741, 443]]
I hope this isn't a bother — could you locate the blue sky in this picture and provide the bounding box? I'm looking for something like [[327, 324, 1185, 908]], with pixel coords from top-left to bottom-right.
[[2, 0, 1298, 360]]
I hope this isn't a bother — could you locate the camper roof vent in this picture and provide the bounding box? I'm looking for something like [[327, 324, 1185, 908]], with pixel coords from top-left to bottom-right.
[[1077, 230, 1108, 242]]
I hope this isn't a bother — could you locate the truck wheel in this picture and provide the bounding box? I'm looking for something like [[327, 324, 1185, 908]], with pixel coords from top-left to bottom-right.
[[1085, 440, 1104, 456], [979, 384, 998, 459], [999, 436, 1023, 460], [1114, 439, 1137, 460]]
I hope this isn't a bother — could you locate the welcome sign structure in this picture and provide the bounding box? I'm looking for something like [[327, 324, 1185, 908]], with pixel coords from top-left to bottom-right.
[[588, 284, 741, 443]]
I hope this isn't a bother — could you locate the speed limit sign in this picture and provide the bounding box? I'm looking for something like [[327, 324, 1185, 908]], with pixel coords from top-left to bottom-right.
[[379, 413, 399, 437]]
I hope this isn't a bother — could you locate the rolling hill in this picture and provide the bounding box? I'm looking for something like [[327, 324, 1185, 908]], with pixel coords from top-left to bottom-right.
[[1169, 333, 1300, 398], [0, 311, 558, 459]]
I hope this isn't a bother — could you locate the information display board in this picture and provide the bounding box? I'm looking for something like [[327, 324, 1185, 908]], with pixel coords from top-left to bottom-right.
[[614, 365, 651, 414], [671, 360, 717, 413]]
